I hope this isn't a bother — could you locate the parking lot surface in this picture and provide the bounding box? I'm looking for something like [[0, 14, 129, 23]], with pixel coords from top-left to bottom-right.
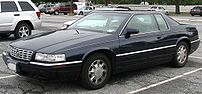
[[0, 15, 202, 94]]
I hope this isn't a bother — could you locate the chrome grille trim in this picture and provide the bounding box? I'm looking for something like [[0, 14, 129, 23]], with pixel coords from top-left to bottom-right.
[[9, 46, 33, 61]]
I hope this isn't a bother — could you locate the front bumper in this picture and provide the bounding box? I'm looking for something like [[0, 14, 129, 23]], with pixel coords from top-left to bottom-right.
[[46, 10, 54, 14], [2, 52, 82, 80]]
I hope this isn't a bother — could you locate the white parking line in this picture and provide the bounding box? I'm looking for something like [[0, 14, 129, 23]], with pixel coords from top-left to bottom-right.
[[190, 56, 202, 60], [0, 54, 2, 57], [0, 75, 18, 80], [128, 68, 202, 94], [128, 67, 202, 94]]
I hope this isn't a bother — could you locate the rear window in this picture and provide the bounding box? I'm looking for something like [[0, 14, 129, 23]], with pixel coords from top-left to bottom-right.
[[1, 1, 18, 12], [193, 7, 201, 9], [18, 2, 35, 11]]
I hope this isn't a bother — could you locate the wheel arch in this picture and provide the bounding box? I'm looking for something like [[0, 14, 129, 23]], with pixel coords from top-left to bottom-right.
[[82, 48, 116, 73], [176, 37, 191, 53], [15, 20, 34, 30]]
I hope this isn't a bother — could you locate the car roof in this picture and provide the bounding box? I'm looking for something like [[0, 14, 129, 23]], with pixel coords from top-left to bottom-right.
[[93, 10, 163, 15]]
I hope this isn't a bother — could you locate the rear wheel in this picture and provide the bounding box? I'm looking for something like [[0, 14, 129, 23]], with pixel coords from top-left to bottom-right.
[[171, 42, 189, 68], [14, 22, 31, 39], [191, 14, 194, 16], [79, 11, 83, 15], [80, 53, 111, 90], [64, 13, 68, 15]]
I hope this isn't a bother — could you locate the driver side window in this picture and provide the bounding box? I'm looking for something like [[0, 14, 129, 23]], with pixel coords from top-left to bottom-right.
[[127, 14, 159, 33]]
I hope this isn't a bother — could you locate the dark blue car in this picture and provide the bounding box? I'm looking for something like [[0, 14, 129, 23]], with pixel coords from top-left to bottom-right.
[[2, 11, 200, 90]]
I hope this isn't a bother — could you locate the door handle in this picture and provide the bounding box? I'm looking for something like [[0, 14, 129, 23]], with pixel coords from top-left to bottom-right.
[[14, 14, 20, 16], [157, 36, 161, 39]]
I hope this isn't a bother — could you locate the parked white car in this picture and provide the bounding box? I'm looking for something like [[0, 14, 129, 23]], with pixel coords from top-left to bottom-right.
[[61, 20, 77, 29], [0, 0, 41, 39], [148, 6, 169, 15], [74, 6, 95, 15]]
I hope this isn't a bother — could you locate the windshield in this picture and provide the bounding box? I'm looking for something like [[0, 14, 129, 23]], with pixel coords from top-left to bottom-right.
[[68, 13, 129, 33], [79, 6, 86, 10]]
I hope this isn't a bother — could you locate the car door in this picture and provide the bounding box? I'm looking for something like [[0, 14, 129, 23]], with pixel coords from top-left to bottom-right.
[[154, 14, 177, 57], [116, 14, 165, 72], [0, 1, 19, 31]]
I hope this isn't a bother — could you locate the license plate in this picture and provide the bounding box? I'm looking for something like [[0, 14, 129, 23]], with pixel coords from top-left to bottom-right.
[[8, 63, 16, 72]]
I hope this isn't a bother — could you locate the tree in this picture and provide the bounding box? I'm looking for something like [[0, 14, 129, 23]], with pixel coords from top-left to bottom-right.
[[175, 0, 181, 14]]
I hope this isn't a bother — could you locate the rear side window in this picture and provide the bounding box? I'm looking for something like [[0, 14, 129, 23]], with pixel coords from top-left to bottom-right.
[[1, 1, 18, 12], [18, 2, 35, 11], [154, 14, 169, 31], [127, 14, 159, 33]]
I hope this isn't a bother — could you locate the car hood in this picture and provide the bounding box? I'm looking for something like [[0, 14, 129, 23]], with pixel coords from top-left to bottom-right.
[[10, 30, 110, 53]]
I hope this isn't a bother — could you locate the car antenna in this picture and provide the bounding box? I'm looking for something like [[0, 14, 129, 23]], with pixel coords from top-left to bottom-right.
[[75, 29, 79, 34]]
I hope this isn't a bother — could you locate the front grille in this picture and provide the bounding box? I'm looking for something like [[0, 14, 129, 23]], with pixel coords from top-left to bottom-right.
[[9, 46, 33, 61]]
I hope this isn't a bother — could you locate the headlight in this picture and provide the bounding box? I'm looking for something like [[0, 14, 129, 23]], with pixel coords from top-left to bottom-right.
[[35, 53, 66, 62]]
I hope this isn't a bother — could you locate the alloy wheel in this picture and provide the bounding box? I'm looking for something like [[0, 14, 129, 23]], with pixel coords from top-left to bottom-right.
[[88, 59, 107, 85], [18, 26, 30, 38], [177, 45, 188, 64]]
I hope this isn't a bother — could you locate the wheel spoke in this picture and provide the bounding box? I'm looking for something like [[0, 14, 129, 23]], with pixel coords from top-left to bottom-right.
[[90, 75, 95, 81], [94, 79, 99, 84]]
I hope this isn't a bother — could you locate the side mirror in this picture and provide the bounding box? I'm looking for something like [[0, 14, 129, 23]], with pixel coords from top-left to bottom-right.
[[125, 28, 139, 38]]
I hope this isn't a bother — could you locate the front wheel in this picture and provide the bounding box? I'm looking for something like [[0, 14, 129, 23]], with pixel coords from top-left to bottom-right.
[[171, 42, 189, 68], [79, 11, 84, 15], [14, 22, 31, 39], [54, 10, 59, 15], [80, 53, 111, 90]]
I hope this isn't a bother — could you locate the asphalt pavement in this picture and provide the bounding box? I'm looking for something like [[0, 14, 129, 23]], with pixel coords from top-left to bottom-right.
[[0, 14, 202, 94]]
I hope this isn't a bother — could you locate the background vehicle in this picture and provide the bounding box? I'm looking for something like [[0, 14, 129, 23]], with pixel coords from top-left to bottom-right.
[[38, 3, 54, 13], [148, 6, 169, 15], [190, 6, 202, 16], [74, 6, 95, 15], [0, 0, 41, 39], [46, 2, 77, 15], [61, 20, 76, 29], [116, 6, 131, 10]]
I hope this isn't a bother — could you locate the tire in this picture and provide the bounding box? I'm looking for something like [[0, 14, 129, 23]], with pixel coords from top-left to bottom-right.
[[54, 10, 59, 15], [191, 14, 194, 16], [14, 22, 32, 39], [0, 33, 11, 38], [171, 42, 189, 68], [80, 53, 111, 90], [64, 13, 68, 15], [79, 12, 83, 15]]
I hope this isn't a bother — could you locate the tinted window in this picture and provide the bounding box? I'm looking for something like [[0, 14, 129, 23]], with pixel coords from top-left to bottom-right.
[[19, 2, 35, 11], [154, 14, 169, 31], [69, 13, 128, 33], [127, 15, 159, 33], [1, 1, 18, 12]]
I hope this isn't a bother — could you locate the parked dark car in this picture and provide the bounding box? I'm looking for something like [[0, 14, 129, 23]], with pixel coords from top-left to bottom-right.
[[46, 2, 77, 15], [2, 11, 200, 90], [190, 6, 202, 16]]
